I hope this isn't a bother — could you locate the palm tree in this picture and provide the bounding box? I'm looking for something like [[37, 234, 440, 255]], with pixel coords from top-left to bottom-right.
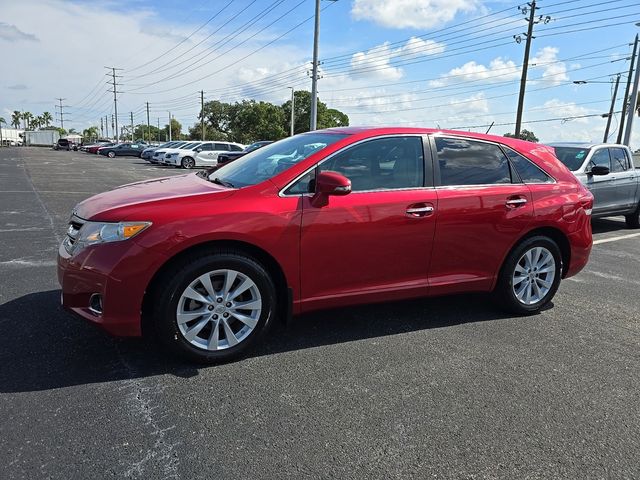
[[11, 111, 21, 129], [21, 112, 33, 130], [42, 111, 52, 127], [68, 128, 77, 134]]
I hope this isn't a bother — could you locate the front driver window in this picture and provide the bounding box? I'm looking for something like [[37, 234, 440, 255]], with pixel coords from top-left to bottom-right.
[[318, 136, 424, 191], [590, 149, 611, 170]]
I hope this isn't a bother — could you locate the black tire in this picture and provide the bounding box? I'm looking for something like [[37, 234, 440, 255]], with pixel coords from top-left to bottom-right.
[[151, 250, 277, 363], [625, 203, 640, 229], [107, 151, 116, 158], [494, 235, 562, 315], [181, 157, 195, 169]]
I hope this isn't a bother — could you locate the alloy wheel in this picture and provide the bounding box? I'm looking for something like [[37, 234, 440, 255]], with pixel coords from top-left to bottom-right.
[[176, 269, 262, 351], [512, 246, 556, 305]]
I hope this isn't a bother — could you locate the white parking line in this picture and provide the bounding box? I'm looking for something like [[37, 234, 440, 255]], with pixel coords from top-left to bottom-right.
[[593, 233, 640, 245]]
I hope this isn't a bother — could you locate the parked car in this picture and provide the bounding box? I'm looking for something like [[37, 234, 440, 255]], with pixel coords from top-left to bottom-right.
[[58, 127, 593, 363], [86, 142, 115, 154], [141, 141, 181, 161], [150, 141, 192, 164], [190, 141, 244, 168], [98, 143, 145, 158], [217, 141, 273, 167], [54, 138, 72, 151], [549, 142, 640, 227], [162, 141, 205, 168]]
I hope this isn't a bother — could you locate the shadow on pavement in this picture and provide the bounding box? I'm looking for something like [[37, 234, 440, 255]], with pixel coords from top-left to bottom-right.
[[591, 217, 629, 234], [0, 289, 517, 393]]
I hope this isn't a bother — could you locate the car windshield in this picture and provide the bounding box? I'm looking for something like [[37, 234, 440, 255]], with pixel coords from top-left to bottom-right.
[[244, 142, 263, 152], [553, 147, 591, 171], [179, 142, 198, 149], [210, 133, 348, 188]]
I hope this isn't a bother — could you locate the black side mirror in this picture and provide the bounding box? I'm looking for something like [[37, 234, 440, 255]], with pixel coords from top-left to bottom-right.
[[589, 165, 610, 176]]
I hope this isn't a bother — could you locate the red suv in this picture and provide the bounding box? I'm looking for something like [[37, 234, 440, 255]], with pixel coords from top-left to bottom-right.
[[58, 128, 593, 362]]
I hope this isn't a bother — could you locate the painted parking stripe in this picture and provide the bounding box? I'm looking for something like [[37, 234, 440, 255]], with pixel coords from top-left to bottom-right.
[[593, 233, 640, 245]]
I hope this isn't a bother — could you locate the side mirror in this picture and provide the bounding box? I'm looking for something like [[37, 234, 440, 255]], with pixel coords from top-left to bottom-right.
[[589, 165, 610, 176], [196, 148, 203, 152], [311, 171, 351, 207]]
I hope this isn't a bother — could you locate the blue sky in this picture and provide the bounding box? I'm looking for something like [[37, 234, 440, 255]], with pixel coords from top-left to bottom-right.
[[1, 0, 639, 146]]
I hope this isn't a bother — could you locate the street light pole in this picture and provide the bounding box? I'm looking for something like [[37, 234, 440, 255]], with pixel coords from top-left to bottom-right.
[[617, 35, 638, 144], [623, 42, 640, 146], [604, 75, 621, 142]]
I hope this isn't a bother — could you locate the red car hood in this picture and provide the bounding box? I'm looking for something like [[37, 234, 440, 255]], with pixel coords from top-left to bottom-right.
[[74, 173, 233, 220]]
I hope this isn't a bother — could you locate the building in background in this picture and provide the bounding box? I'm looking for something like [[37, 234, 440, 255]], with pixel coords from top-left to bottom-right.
[[0, 127, 24, 146]]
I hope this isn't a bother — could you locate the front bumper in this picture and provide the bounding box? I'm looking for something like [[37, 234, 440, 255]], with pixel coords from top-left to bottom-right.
[[57, 239, 168, 337], [163, 156, 179, 165]]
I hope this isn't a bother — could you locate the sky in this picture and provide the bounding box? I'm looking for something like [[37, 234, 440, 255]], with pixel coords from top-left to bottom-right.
[[1, 0, 640, 147]]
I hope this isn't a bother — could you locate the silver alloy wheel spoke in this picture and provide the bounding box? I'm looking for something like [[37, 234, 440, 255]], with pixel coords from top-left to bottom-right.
[[176, 268, 262, 351], [512, 246, 556, 306]]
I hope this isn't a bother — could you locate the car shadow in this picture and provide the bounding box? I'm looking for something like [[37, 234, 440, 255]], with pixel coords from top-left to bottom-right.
[[0, 289, 525, 393], [591, 217, 628, 234]]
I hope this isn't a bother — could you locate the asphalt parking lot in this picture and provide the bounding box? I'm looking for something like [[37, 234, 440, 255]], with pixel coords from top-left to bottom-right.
[[1, 147, 639, 479]]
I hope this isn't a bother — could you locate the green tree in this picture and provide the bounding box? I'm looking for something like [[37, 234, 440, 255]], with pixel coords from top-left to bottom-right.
[[228, 100, 286, 144], [83, 126, 100, 141], [200, 100, 234, 136], [11, 111, 21, 129], [42, 111, 53, 127], [188, 124, 229, 141], [164, 118, 182, 140], [504, 129, 538, 142], [21, 112, 33, 130], [132, 123, 163, 142], [281, 90, 350, 134]]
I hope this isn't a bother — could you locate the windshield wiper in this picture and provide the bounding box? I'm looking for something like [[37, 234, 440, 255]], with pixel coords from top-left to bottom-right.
[[211, 177, 235, 188]]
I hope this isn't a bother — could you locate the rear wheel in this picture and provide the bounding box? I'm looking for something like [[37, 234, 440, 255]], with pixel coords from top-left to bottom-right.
[[495, 236, 562, 314], [625, 203, 640, 228], [152, 251, 277, 363], [181, 157, 195, 169]]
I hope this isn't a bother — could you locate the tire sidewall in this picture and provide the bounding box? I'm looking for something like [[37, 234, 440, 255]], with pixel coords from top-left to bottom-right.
[[154, 253, 276, 363], [108, 151, 115, 158], [181, 157, 194, 169], [498, 236, 562, 314]]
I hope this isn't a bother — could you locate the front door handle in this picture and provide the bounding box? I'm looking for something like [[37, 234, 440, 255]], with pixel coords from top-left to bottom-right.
[[506, 198, 527, 207], [406, 204, 435, 217]]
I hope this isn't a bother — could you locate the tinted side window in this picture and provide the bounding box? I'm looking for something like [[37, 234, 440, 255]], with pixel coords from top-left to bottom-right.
[[319, 136, 424, 192], [436, 138, 511, 186], [214, 143, 229, 151], [590, 149, 611, 170], [504, 148, 552, 183], [610, 148, 629, 172], [230, 144, 243, 152], [200, 143, 213, 151]]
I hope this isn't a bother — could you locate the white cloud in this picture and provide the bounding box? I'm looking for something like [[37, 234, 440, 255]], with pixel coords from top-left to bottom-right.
[[350, 37, 446, 80], [0, 22, 38, 42], [351, 0, 482, 29], [531, 47, 568, 85], [540, 99, 589, 123], [431, 57, 520, 86], [449, 92, 489, 114]]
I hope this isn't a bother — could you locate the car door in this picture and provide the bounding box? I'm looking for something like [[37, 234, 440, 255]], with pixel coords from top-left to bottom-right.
[[583, 148, 616, 213], [295, 135, 437, 312], [195, 142, 214, 165], [609, 147, 637, 210], [428, 136, 534, 295]]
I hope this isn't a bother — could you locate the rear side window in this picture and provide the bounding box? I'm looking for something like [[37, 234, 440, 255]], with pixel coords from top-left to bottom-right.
[[435, 137, 511, 186], [504, 148, 552, 183], [200, 143, 213, 151], [610, 148, 629, 172], [230, 144, 243, 152], [214, 143, 229, 151]]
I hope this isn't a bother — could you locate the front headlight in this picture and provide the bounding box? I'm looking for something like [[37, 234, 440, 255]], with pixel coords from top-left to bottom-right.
[[76, 221, 151, 248]]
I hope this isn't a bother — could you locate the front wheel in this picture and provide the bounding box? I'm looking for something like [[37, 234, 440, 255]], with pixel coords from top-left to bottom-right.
[[625, 203, 640, 228], [181, 157, 195, 169], [495, 236, 562, 314], [107, 151, 116, 158], [152, 251, 277, 363]]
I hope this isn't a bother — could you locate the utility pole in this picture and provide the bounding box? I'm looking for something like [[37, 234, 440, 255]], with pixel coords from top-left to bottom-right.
[[514, 2, 550, 137], [55, 98, 69, 130], [106, 66, 123, 143], [618, 35, 638, 144], [157, 118, 161, 142], [105, 115, 109, 139], [289, 87, 295, 136], [168, 111, 172, 142], [100, 117, 104, 138], [146, 102, 151, 144], [623, 35, 640, 146], [309, 0, 322, 131], [111, 114, 115, 141], [604, 75, 621, 142], [200, 90, 205, 141], [130, 112, 134, 142]]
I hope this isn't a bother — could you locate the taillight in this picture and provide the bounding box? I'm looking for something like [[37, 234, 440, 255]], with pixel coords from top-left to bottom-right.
[[579, 186, 593, 215]]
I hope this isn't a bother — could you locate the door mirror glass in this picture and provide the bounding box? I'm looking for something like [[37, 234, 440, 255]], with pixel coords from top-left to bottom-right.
[[590, 165, 610, 176], [196, 148, 203, 152]]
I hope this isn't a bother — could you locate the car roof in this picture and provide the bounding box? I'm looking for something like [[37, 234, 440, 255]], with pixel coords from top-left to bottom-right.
[[546, 142, 627, 149]]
